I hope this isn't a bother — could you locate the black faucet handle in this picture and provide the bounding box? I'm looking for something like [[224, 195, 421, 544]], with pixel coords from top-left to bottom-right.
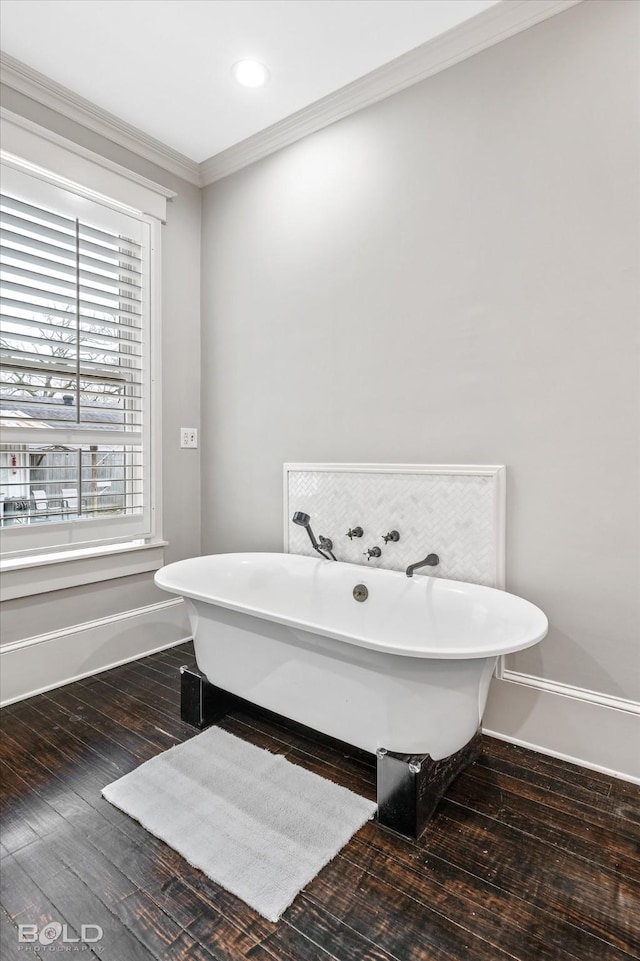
[[364, 546, 382, 561], [382, 530, 400, 544], [346, 527, 363, 539]]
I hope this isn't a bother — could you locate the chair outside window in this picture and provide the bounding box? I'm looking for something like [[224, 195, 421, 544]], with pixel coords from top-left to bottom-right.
[[32, 490, 48, 512], [62, 488, 78, 514]]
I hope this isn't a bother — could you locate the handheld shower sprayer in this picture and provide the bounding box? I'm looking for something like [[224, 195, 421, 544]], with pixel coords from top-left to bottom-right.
[[292, 512, 337, 561]]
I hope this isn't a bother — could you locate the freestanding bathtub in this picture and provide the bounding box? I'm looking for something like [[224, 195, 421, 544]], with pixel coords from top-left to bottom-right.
[[155, 552, 547, 762]]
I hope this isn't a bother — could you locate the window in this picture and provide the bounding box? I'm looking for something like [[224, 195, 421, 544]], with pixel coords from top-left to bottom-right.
[[0, 161, 157, 559]]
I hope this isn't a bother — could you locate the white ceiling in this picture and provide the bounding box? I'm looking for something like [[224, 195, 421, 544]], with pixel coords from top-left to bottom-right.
[[0, 0, 498, 164]]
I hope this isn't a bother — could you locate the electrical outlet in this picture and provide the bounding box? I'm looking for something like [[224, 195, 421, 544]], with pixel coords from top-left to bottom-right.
[[180, 428, 198, 449]]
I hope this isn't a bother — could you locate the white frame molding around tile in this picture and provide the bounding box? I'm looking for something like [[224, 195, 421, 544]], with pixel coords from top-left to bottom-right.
[[283, 461, 506, 587]]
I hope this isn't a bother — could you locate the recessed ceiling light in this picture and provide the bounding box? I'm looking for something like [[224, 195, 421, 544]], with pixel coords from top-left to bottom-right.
[[232, 60, 270, 88]]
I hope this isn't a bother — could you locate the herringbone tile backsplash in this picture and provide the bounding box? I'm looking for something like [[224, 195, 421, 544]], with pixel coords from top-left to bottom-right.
[[286, 467, 502, 587]]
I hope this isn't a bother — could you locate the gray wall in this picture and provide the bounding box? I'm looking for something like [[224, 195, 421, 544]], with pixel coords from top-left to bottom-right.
[[0, 87, 201, 644], [201, 0, 639, 702]]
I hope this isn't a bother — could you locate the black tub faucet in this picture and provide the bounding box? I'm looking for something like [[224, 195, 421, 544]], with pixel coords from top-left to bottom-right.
[[406, 554, 439, 577]]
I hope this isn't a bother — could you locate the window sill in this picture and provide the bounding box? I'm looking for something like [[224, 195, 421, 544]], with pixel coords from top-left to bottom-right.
[[0, 539, 168, 601]]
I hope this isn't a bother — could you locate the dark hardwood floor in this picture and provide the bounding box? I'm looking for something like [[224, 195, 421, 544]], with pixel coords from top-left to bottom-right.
[[1, 642, 639, 961]]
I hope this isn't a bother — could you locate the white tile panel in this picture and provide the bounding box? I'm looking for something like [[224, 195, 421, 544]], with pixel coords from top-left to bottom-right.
[[284, 464, 505, 588]]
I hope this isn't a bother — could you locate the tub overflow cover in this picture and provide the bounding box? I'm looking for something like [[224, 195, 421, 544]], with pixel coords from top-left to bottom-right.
[[353, 584, 368, 602]]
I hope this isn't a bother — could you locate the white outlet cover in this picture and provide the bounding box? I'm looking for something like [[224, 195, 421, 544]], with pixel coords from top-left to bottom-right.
[[180, 428, 198, 448]]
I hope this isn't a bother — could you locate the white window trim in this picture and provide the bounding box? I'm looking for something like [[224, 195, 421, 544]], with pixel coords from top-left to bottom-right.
[[0, 108, 176, 221], [0, 539, 168, 601], [0, 112, 169, 593]]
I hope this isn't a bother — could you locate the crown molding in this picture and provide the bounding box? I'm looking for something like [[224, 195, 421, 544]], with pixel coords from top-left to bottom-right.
[[0, 52, 202, 187], [1, 0, 581, 190], [200, 0, 581, 186]]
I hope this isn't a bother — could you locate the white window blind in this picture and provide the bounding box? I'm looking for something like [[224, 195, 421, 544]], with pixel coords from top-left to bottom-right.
[[0, 163, 153, 555]]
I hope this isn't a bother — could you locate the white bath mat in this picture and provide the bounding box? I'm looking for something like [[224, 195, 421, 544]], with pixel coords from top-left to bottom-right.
[[102, 727, 376, 922]]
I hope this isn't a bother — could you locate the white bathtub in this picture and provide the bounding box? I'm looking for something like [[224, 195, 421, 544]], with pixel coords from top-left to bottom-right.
[[155, 552, 547, 760]]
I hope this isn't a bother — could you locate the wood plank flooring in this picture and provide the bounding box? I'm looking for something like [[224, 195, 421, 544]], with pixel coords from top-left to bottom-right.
[[1, 641, 638, 961]]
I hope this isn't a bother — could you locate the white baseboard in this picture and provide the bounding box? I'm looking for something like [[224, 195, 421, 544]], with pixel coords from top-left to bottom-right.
[[0, 598, 191, 707], [483, 675, 640, 785]]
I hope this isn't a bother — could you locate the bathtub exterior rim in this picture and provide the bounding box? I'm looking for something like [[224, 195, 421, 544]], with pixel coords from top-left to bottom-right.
[[154, 552, 548, 660]]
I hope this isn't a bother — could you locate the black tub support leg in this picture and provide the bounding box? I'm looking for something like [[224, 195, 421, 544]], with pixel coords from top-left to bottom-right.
[[180, 664, 236, 729], [376, 728, 482, 839]]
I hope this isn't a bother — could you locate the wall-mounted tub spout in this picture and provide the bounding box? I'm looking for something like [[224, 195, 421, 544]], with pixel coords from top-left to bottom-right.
[[406, 554, 439, 577], [292, 512, 337, 561]]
